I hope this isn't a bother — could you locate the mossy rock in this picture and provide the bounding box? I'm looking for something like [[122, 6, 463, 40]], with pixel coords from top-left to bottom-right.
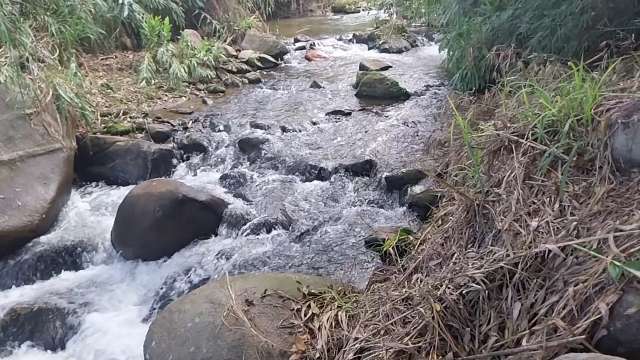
[[102, 122, 136, 136], [354, 71, 410, 101]]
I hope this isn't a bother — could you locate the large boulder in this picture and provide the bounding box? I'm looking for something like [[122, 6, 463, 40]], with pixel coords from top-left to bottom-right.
[[144, 273, 339, 360], [596, 284, 640, 358], [608, 100, 640, 173], [355, 72, 411, 101], [111, 179, 228, 261], [240, 30, 289, 60], [0, 90, 74, 258], [75, 134, 176, 186], [0, 303, 79, 354], [0, 242, 92, 290], [378, 36, 412, 54]]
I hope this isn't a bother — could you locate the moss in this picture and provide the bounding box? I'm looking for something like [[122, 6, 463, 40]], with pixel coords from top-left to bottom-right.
[[102, 122, 135, 136]]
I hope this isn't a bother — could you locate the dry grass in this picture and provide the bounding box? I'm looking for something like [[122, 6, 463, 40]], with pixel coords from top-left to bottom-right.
[[293, 60, 640, 359]]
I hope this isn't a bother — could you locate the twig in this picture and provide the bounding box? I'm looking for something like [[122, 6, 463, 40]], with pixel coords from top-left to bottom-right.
[[454, 336, 585, 359]]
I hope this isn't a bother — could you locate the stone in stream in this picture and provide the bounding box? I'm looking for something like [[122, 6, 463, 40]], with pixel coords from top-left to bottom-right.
[[240, 30, 290, 60], [359, 59, 393, 72], [144, 273, 339, 360], [406, 187, 442, 221], [75, 134, 177, 186], [378, 36, 412, 54], [0, 304, 79, 354], [240, 215, 292, 236], [144, 123, 174, 143], [352, 31, 379, 50], [111, 179, 228, 261], [285, 160, 332, 182], [608, 100, 640, 173], [354, 72, 411, 101], [309, 80, 324, 89], [325, 109, 353, 117], [237, 136, 269, 161], [143, 268, 211, 323], [176, 133, 208, 155], [245, 54, 280, 70], [219, 170, 250, 191], [219, 59, 253, 74], [293, 34, 314, 44], [0, 91, 74, 258], [206, 83, 226, 94], [244, 72, 263, 84], [249, 121, 270, 130], [595, 284, 640, 359], [217, 69, 246, 88], [0, 242, 93, 290], [334, 159, 377, 177], [384, 169, 427, 192]]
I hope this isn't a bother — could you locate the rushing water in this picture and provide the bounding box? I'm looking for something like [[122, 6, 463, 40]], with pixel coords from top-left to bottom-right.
[[0, 13, 445, 360]]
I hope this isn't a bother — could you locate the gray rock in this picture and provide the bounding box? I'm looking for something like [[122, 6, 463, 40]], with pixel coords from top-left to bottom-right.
[[249, 121, 270, 130], [144, 273, 338, 360], [309, 80, 324, 89], [219, 60, 253, 74], [0, 242, 93, 290], [326, 109, 353, 117], [384, 169, 427, 191], [334, 159, 377, 177], [111, 179, 228, 261], [221, 44, 237, 57], [240, 215, 292, 235], [245, 54, 280, 70], [75, 134, 177, 186], [378, 36, 412, 54], [240, 30, 289, 60], [217, 69, 245, 88], [145, 123, 174, 143], [176, 133, 208, 155], [596, 284, 640, 359], [293, 34, 313, 44], [355, 72, 411, 101], [0, 304, 79, 353], [237, 136, 269, 158], [359, 59, 393, 72], [238, 50, 258, 62], [143, 268, 210, 323], [407, 188, 442, 220], [206, 83, 226, 94], [219, 170, 249, 191], [244, 72, 263, 84], [553, 354, 625, 360], [609, 100, 640, 173], [181, 29, 202, 48], [285, 160, 332, 182], [0, 90, 74, 257]]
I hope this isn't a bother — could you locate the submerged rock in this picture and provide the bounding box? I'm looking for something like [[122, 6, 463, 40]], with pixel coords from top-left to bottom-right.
[[111, 179, 228, 261], [334, 159, 377, 177], [219, 170, 250, 191], [237, 136, 269, 161], [249, 121, 270, 131], [384, 169, 427, 192], [0, 304, 79, 354], [359, 59, 393, 72], [75, 134, 177, 186], [309, 80, 324, 89], [596, 284, 640, 359], [240, 30, 289, 60], [378, 36, 412, 54], [240, 215, 292, 236], [285, 160, 332, 182], [0, 242, 93, 290], [144, 268, 211, 322], [355, 72, 411, 101], [325, 109, 353, 117], [144, 273, 338, 360]]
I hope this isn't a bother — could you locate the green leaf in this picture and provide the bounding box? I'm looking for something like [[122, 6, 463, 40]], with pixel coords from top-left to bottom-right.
[[608, 262, 623, 282]]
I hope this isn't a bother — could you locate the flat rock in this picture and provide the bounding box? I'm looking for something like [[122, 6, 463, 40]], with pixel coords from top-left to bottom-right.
[[144, 273, 338, 360], [359, 59, 393, 72]]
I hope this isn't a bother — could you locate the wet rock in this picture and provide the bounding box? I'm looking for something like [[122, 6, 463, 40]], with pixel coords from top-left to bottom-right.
[[405, 32, 424, 48], [238, 49, 258, 62], [176, 133, 208, 155], [219, 170, 249, 191], [75, 134, 177, 186], [111, 179, 228, 261], [249, 121, 270, 130], [0, 92, 74, 257], [554, 355, 625, 360], [245, 53, 280, 70], [181, 29, 202, 48], [407, 188, 442, 220], [0, 304, 79, 353], [355, 72, 411, 101], [334, 159, 377, 177], [208, 119, 232, 133], [221, 205, 255, 231], [305, 49, 329, 62], [378, 36, 412, 54], [145, 123, 174, 143], [280, 125, 299, 133], [294, 43, 308, 51], [206, 83, 226, 94], [359, 59, 392, 72], [384, 169, 427, 191], [325, 109, 353, 117], [0, 242, 93, 290], [244, 72, 262, 84], [309, 80, 324, 89], [293, 34, 313, 44], [219, 60, 253, 74], [144, 273, 338, 360], [285, 160, 332, 182], [240, 215, 292, 235], [608, 100, 640, 173], [237, 136, 269, 158], [352, 31, 379, 49], [595, 284, 640, 358], [217, 69, 245, 88], [240, 30, 289, 60], [222, 44, 237, 57], [332, 2, 360, 14], [143, 268, 211, 323]]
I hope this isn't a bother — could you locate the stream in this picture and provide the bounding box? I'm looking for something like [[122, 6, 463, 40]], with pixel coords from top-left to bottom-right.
[[0, 13, 445, 360]]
